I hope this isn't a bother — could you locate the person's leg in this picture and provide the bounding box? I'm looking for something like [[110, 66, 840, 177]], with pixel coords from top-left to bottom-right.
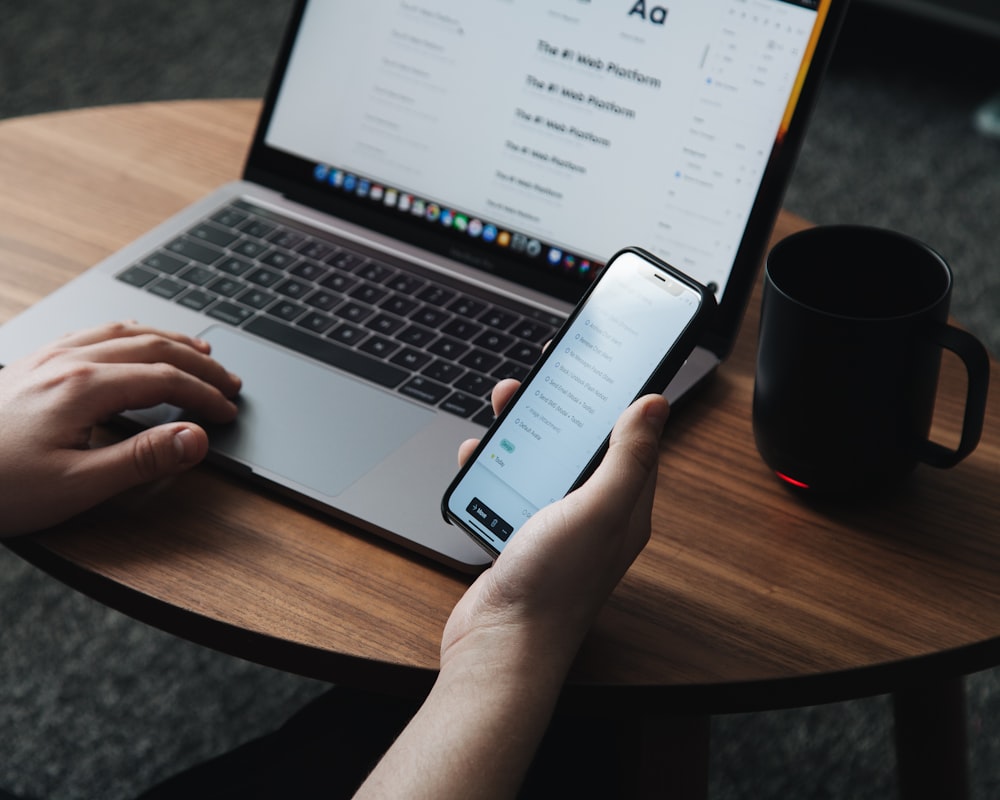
[[136, 687, 420, 799], [519, 711, 634, 798]]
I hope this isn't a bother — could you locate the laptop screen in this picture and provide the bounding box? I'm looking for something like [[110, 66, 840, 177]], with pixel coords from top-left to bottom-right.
[[248, 0, 845, 356]]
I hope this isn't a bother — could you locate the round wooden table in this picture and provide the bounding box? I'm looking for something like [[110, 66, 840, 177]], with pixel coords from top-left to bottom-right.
[[1, 101, 997, 798]]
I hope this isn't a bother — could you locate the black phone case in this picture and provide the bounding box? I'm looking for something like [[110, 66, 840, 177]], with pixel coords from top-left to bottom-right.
[[441, 246, 717, 558]]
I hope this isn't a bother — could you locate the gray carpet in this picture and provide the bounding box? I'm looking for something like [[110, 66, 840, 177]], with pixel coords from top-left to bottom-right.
[[1, 1, 998, 798]]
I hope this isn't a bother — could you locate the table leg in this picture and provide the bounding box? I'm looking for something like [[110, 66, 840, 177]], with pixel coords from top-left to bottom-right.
[[893, 678, 968, 800]]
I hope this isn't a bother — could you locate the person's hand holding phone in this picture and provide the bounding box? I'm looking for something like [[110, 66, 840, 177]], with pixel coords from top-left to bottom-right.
[[446, 379, 668, 678], [358, 380, 668, 800]]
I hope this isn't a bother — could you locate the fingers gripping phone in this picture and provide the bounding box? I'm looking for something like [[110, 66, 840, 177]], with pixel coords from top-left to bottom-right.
[[442, 247, 716, 558]]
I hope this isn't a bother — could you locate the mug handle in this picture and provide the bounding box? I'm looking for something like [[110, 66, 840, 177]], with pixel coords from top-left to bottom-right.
[[919, 324, 991, 468]]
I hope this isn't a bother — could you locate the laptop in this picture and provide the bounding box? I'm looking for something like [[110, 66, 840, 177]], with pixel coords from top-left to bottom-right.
[[0, 0, 848, 570]]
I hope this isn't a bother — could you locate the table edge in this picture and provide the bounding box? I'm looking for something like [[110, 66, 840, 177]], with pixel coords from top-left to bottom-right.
[[12, 531, 1000, 716], [4, 536, 440, 697]]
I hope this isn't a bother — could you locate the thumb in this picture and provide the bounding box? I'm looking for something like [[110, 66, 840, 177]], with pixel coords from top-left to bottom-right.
[[581, 394, 669, 525], [71, 424, 210, 500]]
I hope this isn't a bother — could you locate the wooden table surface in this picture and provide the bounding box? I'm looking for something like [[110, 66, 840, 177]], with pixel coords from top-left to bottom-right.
[[2, 100, 998, 716]]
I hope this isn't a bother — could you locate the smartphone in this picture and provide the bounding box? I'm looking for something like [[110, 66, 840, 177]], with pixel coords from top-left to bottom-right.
[[441, 247, 716, 558]]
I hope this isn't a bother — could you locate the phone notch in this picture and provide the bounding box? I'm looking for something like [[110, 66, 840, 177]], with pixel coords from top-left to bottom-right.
[[648, 268, 685, 295]]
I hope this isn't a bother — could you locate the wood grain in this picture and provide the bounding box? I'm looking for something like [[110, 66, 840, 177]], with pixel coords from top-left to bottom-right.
[[2, 101, 998, 714]]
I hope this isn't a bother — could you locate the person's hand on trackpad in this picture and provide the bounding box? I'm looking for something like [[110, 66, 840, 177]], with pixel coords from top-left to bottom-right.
[[0, 321, 241, 537]]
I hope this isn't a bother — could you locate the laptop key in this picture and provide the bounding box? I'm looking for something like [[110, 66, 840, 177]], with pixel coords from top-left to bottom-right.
[[167, 237, 223, 265], [336, 301, 374, 324], [261, 248, 299, 271], [474, 330, 514, 353], [275, 278, 311, 300], [472, 406, 496, 427], [177, 288, 216, 311], [189, 223, 239, 248], [178, 264, 216, 286], [237, 287, 277, 310], [211, 207, 248, 229], [384, 274, 425, 294], [423, 360, 464, 384], [454, 372, 492, 397], [329, 251, 364, 271], [297, 311, 336, 334], [320, 272, 357, 293], [304, 289, 340, 312], [268, 230, 305, 250], [511, 320, 556, 342], [427, 336, 469, 360], [397, 324, 436, 348], [290, 260, 329, 282], [390, 347, 432, 371], [459, 349, 502, 373], [246, 266, 283, 288], [233, 238, 269, 259], [244, 316, 407, 389], [329, 323, 367, 345], [492, 360, 530, 382], [147, 277, 186, 299], [207, 276, 245, 297], [365, 313, 406, 336], [268, 300, 307, 322], [298, 240, 335, 261], [399, 376, 449, 405], [359, 336, 400, 359], [350, 283, 388, 305], [442, 319, 483, 340], [143, 252, 187, 274], [440, 391, 483, 419], [380, 294, 419, 317], [448, 296, 487, 318], [206, 301, 254, 326], [238, 219, 275, 239], [356, 261, 394, 283], [506, 342, 542, 365], [217, 256, 254, 276], [118, 265, 158, 287], [479, 308, 519, 330], [417, 285, 455, 307], [410, 306, 450, 329]]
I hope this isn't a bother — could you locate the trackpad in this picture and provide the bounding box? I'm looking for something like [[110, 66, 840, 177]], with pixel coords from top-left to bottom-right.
[[199, 325, 433, 499]]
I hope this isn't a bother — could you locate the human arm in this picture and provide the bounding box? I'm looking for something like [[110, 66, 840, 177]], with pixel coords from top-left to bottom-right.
[[355, 382, 669, 799], [0, 321, 241, 536]]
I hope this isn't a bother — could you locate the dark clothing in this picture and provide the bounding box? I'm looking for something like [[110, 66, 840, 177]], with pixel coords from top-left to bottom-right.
[[138, 687, 629, 799]]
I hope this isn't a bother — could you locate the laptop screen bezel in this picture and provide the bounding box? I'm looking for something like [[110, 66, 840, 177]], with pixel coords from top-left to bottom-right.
[[242, 0, 851, 361]]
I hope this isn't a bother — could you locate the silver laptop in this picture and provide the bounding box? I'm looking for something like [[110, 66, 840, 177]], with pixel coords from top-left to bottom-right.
[[0, 0, 848, 570]]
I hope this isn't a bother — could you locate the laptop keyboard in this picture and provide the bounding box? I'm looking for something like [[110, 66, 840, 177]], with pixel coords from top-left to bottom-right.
[[115, 200, 564, 426]]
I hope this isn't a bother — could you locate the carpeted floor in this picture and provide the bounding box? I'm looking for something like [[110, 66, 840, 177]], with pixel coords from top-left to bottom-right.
[[1, 1, 998, 798]]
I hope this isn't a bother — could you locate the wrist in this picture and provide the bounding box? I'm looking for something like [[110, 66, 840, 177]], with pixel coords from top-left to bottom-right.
[[439, 621, 576, 708], [357, 625, 573, 800]]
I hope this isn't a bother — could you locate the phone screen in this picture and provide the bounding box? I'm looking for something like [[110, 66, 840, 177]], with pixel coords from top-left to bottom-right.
[[442, 248, 712, 556]]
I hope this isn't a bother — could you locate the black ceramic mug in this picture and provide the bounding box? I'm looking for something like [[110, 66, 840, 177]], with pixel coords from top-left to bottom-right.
[[753, 226, 990, 496]]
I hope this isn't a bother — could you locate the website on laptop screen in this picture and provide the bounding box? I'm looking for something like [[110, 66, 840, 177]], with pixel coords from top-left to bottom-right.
[[265, 0, 825, 300]]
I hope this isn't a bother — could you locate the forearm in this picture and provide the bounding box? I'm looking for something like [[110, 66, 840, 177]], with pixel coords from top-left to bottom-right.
[[355, 640, 570, 800], [356, 396, 666, 797]]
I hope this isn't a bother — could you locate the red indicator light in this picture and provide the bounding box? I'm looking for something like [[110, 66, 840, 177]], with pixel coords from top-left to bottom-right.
[[775, 471, 810, 489]]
